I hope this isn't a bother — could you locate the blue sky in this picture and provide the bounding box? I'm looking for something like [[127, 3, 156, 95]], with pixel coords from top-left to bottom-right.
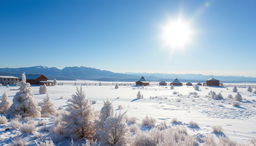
[[0, 0, 256, 76]]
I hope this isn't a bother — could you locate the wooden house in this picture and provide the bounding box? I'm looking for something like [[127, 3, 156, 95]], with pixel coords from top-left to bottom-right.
[[170, 78, 182, 86], [159, 81, 167, 86], [136, 76, 149, 86], [0, 76, 19, 85], [205, 78, 221, 86], [25, 74, 54, 86]]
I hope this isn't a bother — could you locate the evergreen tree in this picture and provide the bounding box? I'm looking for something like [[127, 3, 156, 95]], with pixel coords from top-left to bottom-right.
[[40, 94, 56, 117], [0, 92, 11, 114]]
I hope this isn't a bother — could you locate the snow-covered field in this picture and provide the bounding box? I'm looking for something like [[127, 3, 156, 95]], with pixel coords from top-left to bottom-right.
[[1, 80, 256, 145]]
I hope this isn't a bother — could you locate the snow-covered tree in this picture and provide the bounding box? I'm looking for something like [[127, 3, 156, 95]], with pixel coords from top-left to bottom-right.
[[99, 112, 128, 145], [248, 86, 252, 92], [115, 84, 119, 89], [40, 94, 56, 117], [61, 87, 96, 140], [53, 79, 57, 86], [170, 85, 174, 90], [0, 92, 11, 114], [194, 84, 199, 91], [233, 86, 238, 92], [7, 73, 41, 118], [39, 84, 47, 94], [235, 93, 242, 102], [98, 100, 113, 129], [137, 91, 143, 99]]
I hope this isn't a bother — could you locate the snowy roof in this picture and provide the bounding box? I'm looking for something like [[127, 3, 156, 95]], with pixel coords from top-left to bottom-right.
[[0, 76, 18, 79], [207, 78, 219, 81], [160, 81, 166, 83], [172, 78, 181, 84], [138, 76, 146, 82], [21, 74, 46, 80]]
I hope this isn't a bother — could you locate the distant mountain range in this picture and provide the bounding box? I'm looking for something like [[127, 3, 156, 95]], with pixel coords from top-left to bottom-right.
[[0, 66, 256, 82]]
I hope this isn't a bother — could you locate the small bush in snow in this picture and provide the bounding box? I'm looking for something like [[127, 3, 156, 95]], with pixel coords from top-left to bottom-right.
[[40, 94, 56, 117], [194, 85, 199, 91], [115, 84, 119, 89], [170, 85, 174, 90], [39, 84, 48, 94], [130, 125, 139, 134], [248, 86, 253, 92], [99, 112, 129, 146], [156, 122, 168, 130], [10, 118, 21, 129], [53, 79, 57, 86], [232, 101, 240, 107], [141, 116, 156, 129], [189, 121, 199, 129], [7, 73, 41, 118], [118, 105, 123, 110], [11, 138, 26, 146], [235, 93, 242, 102], [212, 126, 223, 134], [20, 122, 36, 134], [228, 94, 233, 99], [0, 92, 11, 114], [97, 100, 113, 130], [137, 91, 143, 99], [233, 86, 238, 92], [61, 87, 96, 140], [126, 117, 137, 125], [0, 115, 8, 124]]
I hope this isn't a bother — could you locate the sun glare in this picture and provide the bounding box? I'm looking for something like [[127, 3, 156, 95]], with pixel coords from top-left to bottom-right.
[[160, 17, 194, 52]]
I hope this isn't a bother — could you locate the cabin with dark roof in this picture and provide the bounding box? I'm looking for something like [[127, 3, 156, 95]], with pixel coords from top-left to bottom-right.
[[23, 74, 53, 86], [170, 78, 182, 86], [159, 81, 167, 86], [186, 82, 192, 86], [205, 78, 221, 86], [136, 76, 149, 86]]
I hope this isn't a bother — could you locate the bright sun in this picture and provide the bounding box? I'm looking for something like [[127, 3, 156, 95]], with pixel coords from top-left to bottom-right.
[[160, 17, 194, 52]]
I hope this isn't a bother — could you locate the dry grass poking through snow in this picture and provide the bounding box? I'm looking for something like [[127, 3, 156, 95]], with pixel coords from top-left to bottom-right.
[[20, 120, 36, 134], [0, 115, 8, 124], [11, 138, 27, 146], [141, 116, 156, 129]]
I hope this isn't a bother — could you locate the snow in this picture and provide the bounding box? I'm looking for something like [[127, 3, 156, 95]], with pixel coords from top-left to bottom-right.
[[0, 81, 256, 145]]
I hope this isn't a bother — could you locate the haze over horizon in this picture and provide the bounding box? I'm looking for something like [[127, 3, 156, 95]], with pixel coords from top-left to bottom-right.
[[1, 0, 255, 77]]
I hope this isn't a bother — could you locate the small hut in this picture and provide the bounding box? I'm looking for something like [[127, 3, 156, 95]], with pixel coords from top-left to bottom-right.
[[23, 74, 53, 86], [170, 78, 182, 86], [136, 76, 149, 86], [159, 81, 167, 86], [205, 78, 221, 86], [186, 82, 192, 86]]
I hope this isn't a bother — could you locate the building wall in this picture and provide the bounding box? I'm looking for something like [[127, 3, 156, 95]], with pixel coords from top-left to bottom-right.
[[206, 80, 220, 86], [0, 78, 19, 85]]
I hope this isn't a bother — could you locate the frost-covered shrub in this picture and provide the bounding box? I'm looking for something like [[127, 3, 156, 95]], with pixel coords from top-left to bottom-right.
[[194, 84, 199, 91], [232, 101, 240, 107], [11, 138, 26, 146], [248, 86, 253, 92], [228, 94, 233, 99], [0, 92, 11, 114], [118, 105, 123, 110], [215, 93, 224, 100], [53, 79, 57, 86], [40, 94, 56, 117], [137, 91, 143, 99], [10, 118, 21, 129], [20, 121, 36, 134], [99, 112, 128, 146], [156, 122, 168, 130], [208, 91, 223, 100], [37, 139, 55, 146], [235, 93, 242, 102], [61, 87, 96, 140], [141, 116, 156, 129], [170, 85, 174, 90], [212, 126, 223, 134], [133, 128, 197, 146], [126, 117, 137, 125], [97, 100, 113, 130], [8, 73, 41, 118], [189, 121, 199, 129], [39, 84, 48, 94], [233, 86, 238, 92], [0, 115, 8, 124], [115, 84, 119, 89], [130, 125, 139, 134]]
